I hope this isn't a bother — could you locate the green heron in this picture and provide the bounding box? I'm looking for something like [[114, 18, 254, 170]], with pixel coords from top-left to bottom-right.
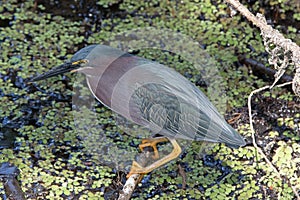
[[30, 44, 245, 177]]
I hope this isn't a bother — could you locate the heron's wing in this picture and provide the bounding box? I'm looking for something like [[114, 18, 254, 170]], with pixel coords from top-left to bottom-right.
[[128, 62, 245, 147], [129, 82, 243, 148]]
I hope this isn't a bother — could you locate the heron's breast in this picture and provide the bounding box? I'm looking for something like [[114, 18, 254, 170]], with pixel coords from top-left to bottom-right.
[[85, 55, 147, 108]]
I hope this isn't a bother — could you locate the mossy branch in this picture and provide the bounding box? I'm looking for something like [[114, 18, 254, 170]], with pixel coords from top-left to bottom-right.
[[225, 0, 300, 96], [225, 0, 300, 199]]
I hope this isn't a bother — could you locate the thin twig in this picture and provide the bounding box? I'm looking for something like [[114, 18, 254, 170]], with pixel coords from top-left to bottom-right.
[[177, 163, 187, 189], [248, 82, 300, 200], [248, 85, 280, 175]]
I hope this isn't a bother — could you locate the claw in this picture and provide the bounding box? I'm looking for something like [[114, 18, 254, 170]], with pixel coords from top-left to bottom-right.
[[139, 137, 168, 159], [127, 138, 182, 180]]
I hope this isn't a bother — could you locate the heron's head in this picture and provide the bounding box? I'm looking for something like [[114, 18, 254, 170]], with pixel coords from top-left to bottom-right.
[[29, 45, 127, 82]]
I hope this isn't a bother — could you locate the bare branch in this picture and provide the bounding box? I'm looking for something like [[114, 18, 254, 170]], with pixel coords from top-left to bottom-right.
[[225, 0, 300, 96]]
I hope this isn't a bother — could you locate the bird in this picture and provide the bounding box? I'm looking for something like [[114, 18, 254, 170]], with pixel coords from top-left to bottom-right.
[[30, 44, 246, 177]]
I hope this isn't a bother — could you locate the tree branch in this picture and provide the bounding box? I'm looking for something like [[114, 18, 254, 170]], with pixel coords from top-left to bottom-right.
[[225, 0, 300, 95]]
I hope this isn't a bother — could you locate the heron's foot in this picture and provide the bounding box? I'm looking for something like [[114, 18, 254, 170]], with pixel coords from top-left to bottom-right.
[[126, 161, 146, 179], [139, 137, 169, 159], [127, 138, 182, 179]]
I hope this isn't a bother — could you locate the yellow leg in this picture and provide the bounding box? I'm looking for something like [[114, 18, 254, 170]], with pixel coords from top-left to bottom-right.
[[139, 137, 169, 159], [127, 138, 182, 178]]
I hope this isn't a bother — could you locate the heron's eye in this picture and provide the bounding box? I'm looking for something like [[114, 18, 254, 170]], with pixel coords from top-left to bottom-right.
[[72, 59, 89, 66]]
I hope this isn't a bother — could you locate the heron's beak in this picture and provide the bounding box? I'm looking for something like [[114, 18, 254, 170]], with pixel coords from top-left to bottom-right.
[[29, 60, 87, 82]]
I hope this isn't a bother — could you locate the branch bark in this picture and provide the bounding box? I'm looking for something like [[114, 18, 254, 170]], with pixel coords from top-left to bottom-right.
[[225, 0, 300, 95], [118, 151, 152, 200]]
